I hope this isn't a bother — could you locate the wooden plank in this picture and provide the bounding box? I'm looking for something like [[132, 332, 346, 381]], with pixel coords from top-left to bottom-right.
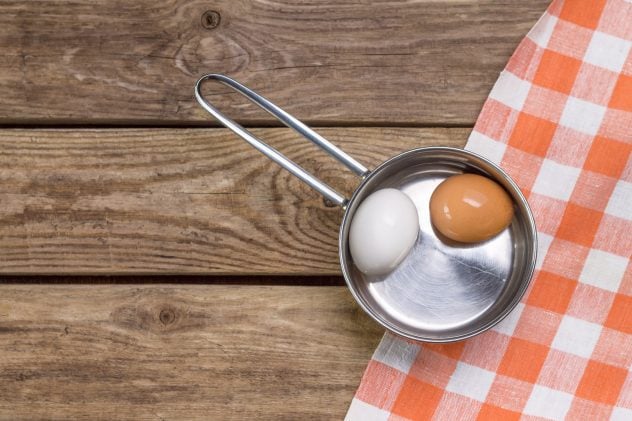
[[0, 127, 469, 275], [0, 284, 384, 420], [0, 0, 548, 126]]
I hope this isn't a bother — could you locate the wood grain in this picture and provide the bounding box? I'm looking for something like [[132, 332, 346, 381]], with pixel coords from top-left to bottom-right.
[[0, 2, 548, 419], [0, 284, 383, 420], [0, 0, 548, 126], [0, 127, 468, 275]]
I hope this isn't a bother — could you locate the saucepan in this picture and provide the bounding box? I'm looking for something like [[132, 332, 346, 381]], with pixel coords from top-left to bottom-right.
[[195, 74, 537, 342]]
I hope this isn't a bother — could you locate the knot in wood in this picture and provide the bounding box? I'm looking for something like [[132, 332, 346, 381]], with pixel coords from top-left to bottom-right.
[[159, 308, 176, 325], [201, 10, 221, 30]]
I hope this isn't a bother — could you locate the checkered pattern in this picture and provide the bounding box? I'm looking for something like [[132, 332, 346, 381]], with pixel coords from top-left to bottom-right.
[[347, 1, 632, 420]]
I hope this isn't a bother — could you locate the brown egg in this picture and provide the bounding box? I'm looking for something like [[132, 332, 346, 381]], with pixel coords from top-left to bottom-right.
[[429, 173, 514, 243]]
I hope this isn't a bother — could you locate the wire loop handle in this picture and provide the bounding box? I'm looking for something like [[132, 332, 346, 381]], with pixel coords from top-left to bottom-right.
[[195, 74, 369, 207]]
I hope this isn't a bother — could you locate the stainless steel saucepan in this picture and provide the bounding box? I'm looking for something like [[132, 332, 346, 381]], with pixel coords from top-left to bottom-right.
[[195, 74, 537, 342]]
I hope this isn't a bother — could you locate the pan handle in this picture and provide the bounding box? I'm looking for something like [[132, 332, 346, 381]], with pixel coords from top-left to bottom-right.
[[194, 74, 369, 207]]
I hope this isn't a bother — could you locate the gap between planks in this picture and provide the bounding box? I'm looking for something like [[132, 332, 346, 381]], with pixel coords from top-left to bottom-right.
[[0, 121, 476, 129], [0, 275, 346, 286]]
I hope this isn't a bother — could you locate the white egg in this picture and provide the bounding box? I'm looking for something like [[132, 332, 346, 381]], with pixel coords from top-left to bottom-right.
[[349, 188, 419, 275]]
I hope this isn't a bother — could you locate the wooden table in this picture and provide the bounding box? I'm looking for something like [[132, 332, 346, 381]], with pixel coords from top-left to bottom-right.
[[0, 1, 549, 419]]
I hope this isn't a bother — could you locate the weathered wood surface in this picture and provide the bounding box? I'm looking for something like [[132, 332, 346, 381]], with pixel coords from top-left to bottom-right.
[[0, 0, 548, 126], [0, 1, 544, 419], [0, 127, 468, 275], [0, 284, 383, 420]]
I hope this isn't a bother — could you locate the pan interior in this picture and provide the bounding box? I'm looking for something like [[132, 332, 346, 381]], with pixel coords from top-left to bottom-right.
[[340, 148, 536, 342]]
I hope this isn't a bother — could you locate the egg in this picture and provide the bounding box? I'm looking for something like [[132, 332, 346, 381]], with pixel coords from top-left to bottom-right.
[[349, 188, 419, 275], [429, 173, 514, 243]]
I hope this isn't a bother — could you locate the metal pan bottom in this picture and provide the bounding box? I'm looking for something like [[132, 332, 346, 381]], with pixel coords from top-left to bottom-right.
[[340, 148, 537, 342]]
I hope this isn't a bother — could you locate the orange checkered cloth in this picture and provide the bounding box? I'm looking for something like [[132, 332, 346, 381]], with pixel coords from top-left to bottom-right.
[[346, 1, 631, 420]]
